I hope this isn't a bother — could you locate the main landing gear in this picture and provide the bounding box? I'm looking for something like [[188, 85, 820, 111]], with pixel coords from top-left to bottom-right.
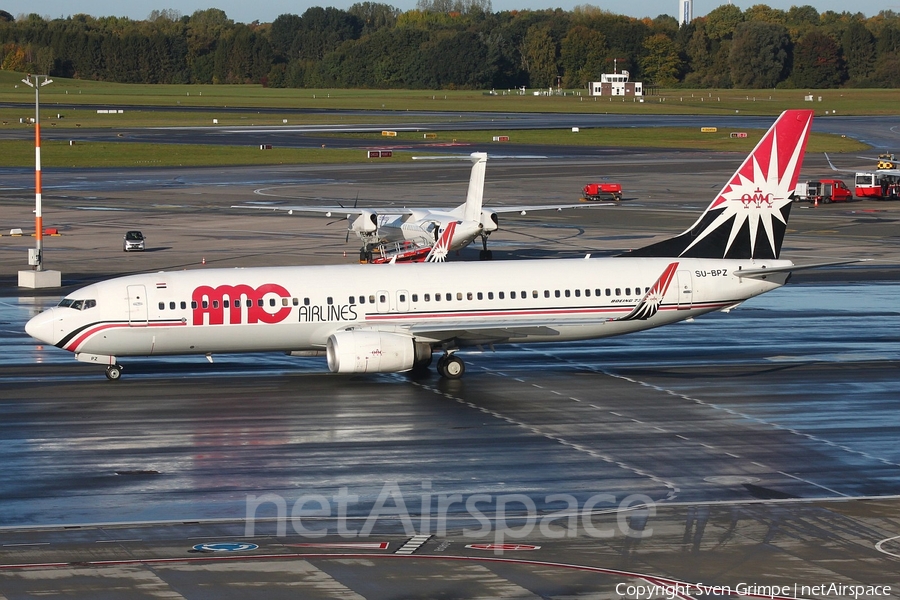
[[436, 353, 465, 379], [478, 234, 493, 261], [105, 364, 124, 381]]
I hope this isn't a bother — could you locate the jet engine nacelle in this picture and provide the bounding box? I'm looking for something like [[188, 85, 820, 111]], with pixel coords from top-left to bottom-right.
[[326, 330, 432, 373], [350, 211, 378, 233], [480, 209, 499, 233]]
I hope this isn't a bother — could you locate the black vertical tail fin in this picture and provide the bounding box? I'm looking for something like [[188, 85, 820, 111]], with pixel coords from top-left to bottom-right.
[[629, 110, 814, 260]]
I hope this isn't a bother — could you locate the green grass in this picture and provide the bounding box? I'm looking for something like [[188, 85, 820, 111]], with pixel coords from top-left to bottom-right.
[[3, 70, 900, 117], [342, 127, 867, 154], [0, 70, 876, 166], [0, 140, 399, 167], [0, 124, 864, 167]]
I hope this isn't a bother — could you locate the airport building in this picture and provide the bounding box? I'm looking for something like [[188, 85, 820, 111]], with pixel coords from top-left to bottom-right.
[[588, 70, 643, 97]]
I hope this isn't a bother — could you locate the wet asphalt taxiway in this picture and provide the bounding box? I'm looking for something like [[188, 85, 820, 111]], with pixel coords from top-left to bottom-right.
[[1, 149, 900, 598]]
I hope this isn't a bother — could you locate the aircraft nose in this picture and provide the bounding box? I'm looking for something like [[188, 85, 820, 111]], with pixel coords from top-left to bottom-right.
[[25, 308, 59, 345]]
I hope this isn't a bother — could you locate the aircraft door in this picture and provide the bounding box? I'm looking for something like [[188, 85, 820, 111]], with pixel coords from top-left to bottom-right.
[[127, 284, 149, 326], [396, 290, 409, 313], [676, 270, 693, 310], [376, 290, 390, 312]]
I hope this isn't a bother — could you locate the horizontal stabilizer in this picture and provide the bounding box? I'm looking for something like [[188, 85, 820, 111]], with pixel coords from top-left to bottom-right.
[[735, 258, 868, 279]]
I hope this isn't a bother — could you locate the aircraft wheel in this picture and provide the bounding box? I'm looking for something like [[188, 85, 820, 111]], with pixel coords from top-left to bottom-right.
[[479, 250, 493, 261], [439, 355, 465, 379], [105, 365, 123, 381]]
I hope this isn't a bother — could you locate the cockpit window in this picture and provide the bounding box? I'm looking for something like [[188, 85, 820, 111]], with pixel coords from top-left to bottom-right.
[[58, 298, 96, 310]]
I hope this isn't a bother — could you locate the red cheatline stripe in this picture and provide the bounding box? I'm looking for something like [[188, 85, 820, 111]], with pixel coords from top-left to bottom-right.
[[64, 321, 186, 352], [366, 302, 733, 323]]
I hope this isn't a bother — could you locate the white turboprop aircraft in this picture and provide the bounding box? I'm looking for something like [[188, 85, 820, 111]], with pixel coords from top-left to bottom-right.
[[28, 110, 827, 381], [234, 152, 607, 261]]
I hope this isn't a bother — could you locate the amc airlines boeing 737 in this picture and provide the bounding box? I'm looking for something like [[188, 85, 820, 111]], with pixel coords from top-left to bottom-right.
[[27, 110, 819, 381]]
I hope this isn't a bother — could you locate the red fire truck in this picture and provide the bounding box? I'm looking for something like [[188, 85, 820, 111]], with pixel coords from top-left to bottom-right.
[[854, 172, 900, 199], [793, 179, 853, 203]]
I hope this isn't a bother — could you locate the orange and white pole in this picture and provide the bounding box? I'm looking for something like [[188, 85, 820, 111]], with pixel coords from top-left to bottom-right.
[[23, 74, 51, 271], [34, 114, 42, 270]]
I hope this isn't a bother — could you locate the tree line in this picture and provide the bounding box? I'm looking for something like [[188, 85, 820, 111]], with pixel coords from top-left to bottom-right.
[[2, 3, 900, 90]]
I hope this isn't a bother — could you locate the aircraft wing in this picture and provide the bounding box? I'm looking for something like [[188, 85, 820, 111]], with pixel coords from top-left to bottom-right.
[[231, 204, 416, 216], [364, 314, 616, 345], [824, 154, 900, 177], [487, 202, 614, 214]]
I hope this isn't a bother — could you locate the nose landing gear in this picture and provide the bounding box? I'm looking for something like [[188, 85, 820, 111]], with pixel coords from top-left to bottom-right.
[[105, 364, 124, 381]]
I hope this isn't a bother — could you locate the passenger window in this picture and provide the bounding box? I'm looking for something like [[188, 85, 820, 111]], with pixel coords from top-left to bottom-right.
[[456, 292, 462, 301], [269, 298, 276, 307], [585, 289, 591, 297], [595, 289, 601, 296], [359, 296, 365, 304], [213, 301, 219, 309], [606, 289, 611, 296], [510, 291, 516, 299], [575, 289, 581, 297], [282, 298, 289, 307], [400, 294, 406, 302], [488, 292, 494, 300], [435, 294, 441, 302], [625, 288, 631, 296], [565, 290, 571, 297], [467, 292, 473, 300], [181, 301, 186, 310], [477, 292, 483, 300], [544, 290, 550, 298], [555, 290, 561, 298], [246, 299, 253, 307], [532, 290, 538, 298], [293, 298, 299, 306], [445, 293, 451, 301], [224, 300, 230, 308], [379, 294, 386, 303], [192, 301, 198, 309], [159, 302, 165, 310], [368, 295, 375, 304], [425, 294, 431, 301], [412, 294, 418, 302], [499, 291, 505, 299], [327, 297, 333, 305], [615, 288, 621, 296], [202, 301, 209, 309], [349, 296, 355, 304], [257, 299, 264, 307]]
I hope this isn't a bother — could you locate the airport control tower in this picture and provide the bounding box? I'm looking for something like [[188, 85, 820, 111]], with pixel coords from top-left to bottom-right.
[[679, 0, 692, 25]]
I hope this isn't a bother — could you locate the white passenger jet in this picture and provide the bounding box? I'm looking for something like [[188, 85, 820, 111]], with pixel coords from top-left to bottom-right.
[[235, 152, 605, 261], [28, 110, 824, 381]]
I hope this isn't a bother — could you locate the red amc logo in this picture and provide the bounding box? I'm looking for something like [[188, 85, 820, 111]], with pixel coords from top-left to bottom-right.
[[740, 188, 774, 209], [192, 283, 292, 326]]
